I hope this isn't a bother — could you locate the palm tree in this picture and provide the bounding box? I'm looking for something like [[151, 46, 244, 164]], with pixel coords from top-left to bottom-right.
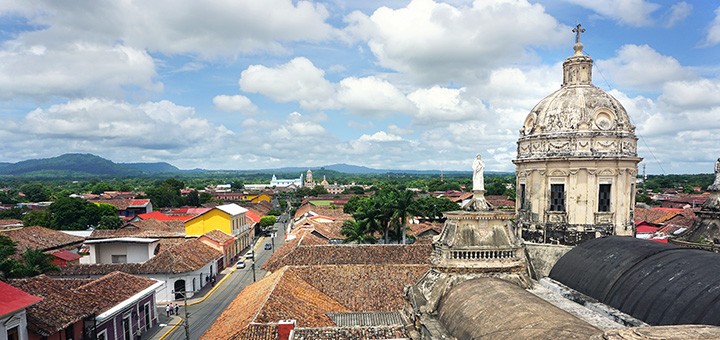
[[340, 220, 376, 244], [393, 190, 415, 244], [16, 248, 59, 278]]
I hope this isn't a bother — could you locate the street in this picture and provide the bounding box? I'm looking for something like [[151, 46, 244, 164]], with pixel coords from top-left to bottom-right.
[[161, 213, 289, 340]]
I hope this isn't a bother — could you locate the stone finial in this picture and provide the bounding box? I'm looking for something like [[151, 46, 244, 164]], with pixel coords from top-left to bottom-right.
[[572, 23, 586, 56]]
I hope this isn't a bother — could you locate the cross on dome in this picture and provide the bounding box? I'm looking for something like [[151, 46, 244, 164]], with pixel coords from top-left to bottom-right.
[[573, 23, 585, 44]]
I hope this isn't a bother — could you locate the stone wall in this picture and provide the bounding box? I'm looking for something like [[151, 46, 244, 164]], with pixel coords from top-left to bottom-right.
[[525, 242, 572, 279]]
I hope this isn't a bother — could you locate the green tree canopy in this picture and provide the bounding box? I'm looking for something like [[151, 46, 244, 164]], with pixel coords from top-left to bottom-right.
[[259, 216, 277, 228]]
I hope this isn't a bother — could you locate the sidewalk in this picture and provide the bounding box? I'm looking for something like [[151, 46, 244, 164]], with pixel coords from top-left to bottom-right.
[[143, 265, 237, 340]]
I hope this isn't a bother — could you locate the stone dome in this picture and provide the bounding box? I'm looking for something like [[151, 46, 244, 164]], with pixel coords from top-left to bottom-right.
[[516, 41, 638, 161]]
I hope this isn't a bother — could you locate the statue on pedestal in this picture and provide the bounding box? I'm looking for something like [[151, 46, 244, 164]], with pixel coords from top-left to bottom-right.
[[472, 153, 485, 192]]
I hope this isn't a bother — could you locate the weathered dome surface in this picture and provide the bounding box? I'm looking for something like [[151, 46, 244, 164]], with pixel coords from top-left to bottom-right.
[[550, 236, 720, 326], [516, 49, 638, 161], [523, 84, 633, 137], [437, 277, 601, 339]]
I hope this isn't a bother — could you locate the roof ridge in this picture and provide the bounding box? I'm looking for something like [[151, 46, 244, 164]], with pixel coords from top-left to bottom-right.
[[254, 267, 289, 323]]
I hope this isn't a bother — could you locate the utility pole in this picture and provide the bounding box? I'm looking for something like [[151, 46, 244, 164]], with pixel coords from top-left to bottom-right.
[[182, 291, 189, 340], [251, 261, 256, 282]]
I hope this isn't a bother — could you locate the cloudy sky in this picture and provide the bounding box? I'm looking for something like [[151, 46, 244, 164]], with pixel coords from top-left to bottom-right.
[[1, 0, 718, 174]]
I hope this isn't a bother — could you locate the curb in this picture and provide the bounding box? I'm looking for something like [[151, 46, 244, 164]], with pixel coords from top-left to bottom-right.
[[158, 317, 183, 340]]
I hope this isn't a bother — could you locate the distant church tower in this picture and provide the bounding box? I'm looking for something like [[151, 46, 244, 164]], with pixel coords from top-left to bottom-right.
[[305, 169, 315, 188], [513, 25, 641, 245]]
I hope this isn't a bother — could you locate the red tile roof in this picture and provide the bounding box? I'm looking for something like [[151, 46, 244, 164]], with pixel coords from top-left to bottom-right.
[[89, 219, 186, 239], [205, 264, 426, 337], [200, 230, 235, 246], [10, 272, 156, 336], [262, 243, 432, 272], [245, 209, 261, 223], [0, 281, 42, 317], [137, 211, 193, 221], [60, 238, 222, 276], [51, 249, 81, 262], [1, 226, 84, 253]]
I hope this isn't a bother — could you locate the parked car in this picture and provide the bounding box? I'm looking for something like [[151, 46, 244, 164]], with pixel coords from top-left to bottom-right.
[[264, 243, 272, 250], [245, 251, 254, 259], [236, 260, 245, 269]]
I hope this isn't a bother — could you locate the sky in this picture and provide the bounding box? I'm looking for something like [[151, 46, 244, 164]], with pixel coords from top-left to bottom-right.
[[0, 0, 719, 174]]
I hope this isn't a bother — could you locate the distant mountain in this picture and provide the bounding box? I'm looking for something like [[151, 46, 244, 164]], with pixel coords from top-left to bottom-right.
[[0, 153, 180, 177], [259, 163, 478, 175]]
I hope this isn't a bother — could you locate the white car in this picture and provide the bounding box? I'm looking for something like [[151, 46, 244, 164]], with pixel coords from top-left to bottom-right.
[[236, 260, 245, 269], [245, 251, 254, 259]]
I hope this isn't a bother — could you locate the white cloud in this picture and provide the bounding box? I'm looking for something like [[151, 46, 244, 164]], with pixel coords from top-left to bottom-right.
[[1, 0, 336, 57], [564, 0, 660, 26], [663, 2, 692, 28], [357, 131, 403, 142], [239, 57, 337, 110], [704, 7, 720, 47], [659, 79, 720, 110], [0, 43, 159, 100], [213, 95, 257, 113], [269, 112, 327, 139], [337, 76, 414, 114], [0, 98, 233, 166], [596, 44, 692, 92], [345, 0, 568, 83], [407, 86, 484, 122], [0, 0, 337, 100]]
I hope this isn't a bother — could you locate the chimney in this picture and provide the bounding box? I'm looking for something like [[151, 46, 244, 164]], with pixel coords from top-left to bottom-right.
[[278, 319, 296, 340]]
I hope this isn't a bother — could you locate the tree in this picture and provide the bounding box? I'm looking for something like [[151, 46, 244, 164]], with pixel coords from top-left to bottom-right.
[[97, 215, 123, 229], [267, 209, 281, 216], [15, 248, 59, 278], [310, 186, 328, 196], [186, 190, 200, 207], [22, 210, 51, 228], [199, 192, 213, 204], [20, 183, 49, 202], [341, 220, 376, 244], [0, 236, 18, 281], [393, 190, 415, 244], [259, 216, 277, 229], [411, 196, 459, 220]]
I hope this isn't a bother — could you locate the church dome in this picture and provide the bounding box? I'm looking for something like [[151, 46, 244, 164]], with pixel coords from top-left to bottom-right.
[[516, 35, 638, 161]]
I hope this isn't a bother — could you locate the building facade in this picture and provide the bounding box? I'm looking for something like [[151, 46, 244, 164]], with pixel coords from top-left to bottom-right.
[[514, 28, 641, 245]]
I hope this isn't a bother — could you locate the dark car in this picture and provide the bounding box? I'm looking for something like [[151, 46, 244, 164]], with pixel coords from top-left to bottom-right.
[[264, 243, 272, 250]]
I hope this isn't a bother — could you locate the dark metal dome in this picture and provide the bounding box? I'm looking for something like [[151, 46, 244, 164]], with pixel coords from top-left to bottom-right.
[[549, 236, 720, 326]]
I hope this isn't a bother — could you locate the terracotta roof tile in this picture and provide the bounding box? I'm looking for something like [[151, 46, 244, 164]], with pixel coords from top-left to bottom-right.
[[201, 230, 236, 245], [262, 243, 432, 272], [90, 219, 186, 239], [1, 226, 84, 253], [203, 269, 286, 339], [10, 272, 156, 336], [60, 238, 221, 276]]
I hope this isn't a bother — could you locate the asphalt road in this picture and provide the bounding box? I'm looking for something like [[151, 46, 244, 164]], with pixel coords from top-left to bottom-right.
[[164, 214, 289, 340]]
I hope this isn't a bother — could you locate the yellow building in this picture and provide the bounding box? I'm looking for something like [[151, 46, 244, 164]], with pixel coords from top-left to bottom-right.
[[185, 204, 254, 257], [242, 193, 272, 203]]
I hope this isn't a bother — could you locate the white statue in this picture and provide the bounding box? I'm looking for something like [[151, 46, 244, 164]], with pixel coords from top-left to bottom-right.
[[472, 153, 485, 192], [712, 158, 720, 190]]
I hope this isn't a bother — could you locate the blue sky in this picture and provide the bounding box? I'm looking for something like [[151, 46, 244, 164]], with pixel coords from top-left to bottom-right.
[[0, 0, 718, 174]]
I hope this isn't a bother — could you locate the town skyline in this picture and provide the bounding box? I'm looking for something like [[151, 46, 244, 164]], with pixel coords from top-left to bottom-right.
[[1, 1, 719, 174]]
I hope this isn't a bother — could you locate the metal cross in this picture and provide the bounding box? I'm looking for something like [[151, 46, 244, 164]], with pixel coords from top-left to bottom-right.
[[573, 24, 586, 43]]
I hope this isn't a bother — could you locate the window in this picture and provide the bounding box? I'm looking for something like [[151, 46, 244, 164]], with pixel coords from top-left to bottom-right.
[[519, 184, 526, 209], [65, 324, 74, 340], [123, 314, 131, 340], [111, 255, 127, 263], [550, 184, 565, 212], [144, 303, 151, 331], [97, 330, 107, 340], [7, 326, 19, 340], [598, 184, 611, 212]]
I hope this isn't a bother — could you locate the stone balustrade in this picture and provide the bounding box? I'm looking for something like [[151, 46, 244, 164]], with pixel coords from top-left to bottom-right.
[[445, 248, 520, 261]]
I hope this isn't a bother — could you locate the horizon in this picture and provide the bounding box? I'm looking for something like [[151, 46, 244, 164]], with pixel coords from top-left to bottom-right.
[[1, 1, 718, 174]]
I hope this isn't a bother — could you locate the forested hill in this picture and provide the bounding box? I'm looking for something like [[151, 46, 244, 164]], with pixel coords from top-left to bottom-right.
[[0, 153, 180, 177]]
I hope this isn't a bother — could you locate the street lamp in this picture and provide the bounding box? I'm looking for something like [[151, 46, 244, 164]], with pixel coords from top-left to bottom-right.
[[251, 261, 256, 282], [170, 290, 192, 340]]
